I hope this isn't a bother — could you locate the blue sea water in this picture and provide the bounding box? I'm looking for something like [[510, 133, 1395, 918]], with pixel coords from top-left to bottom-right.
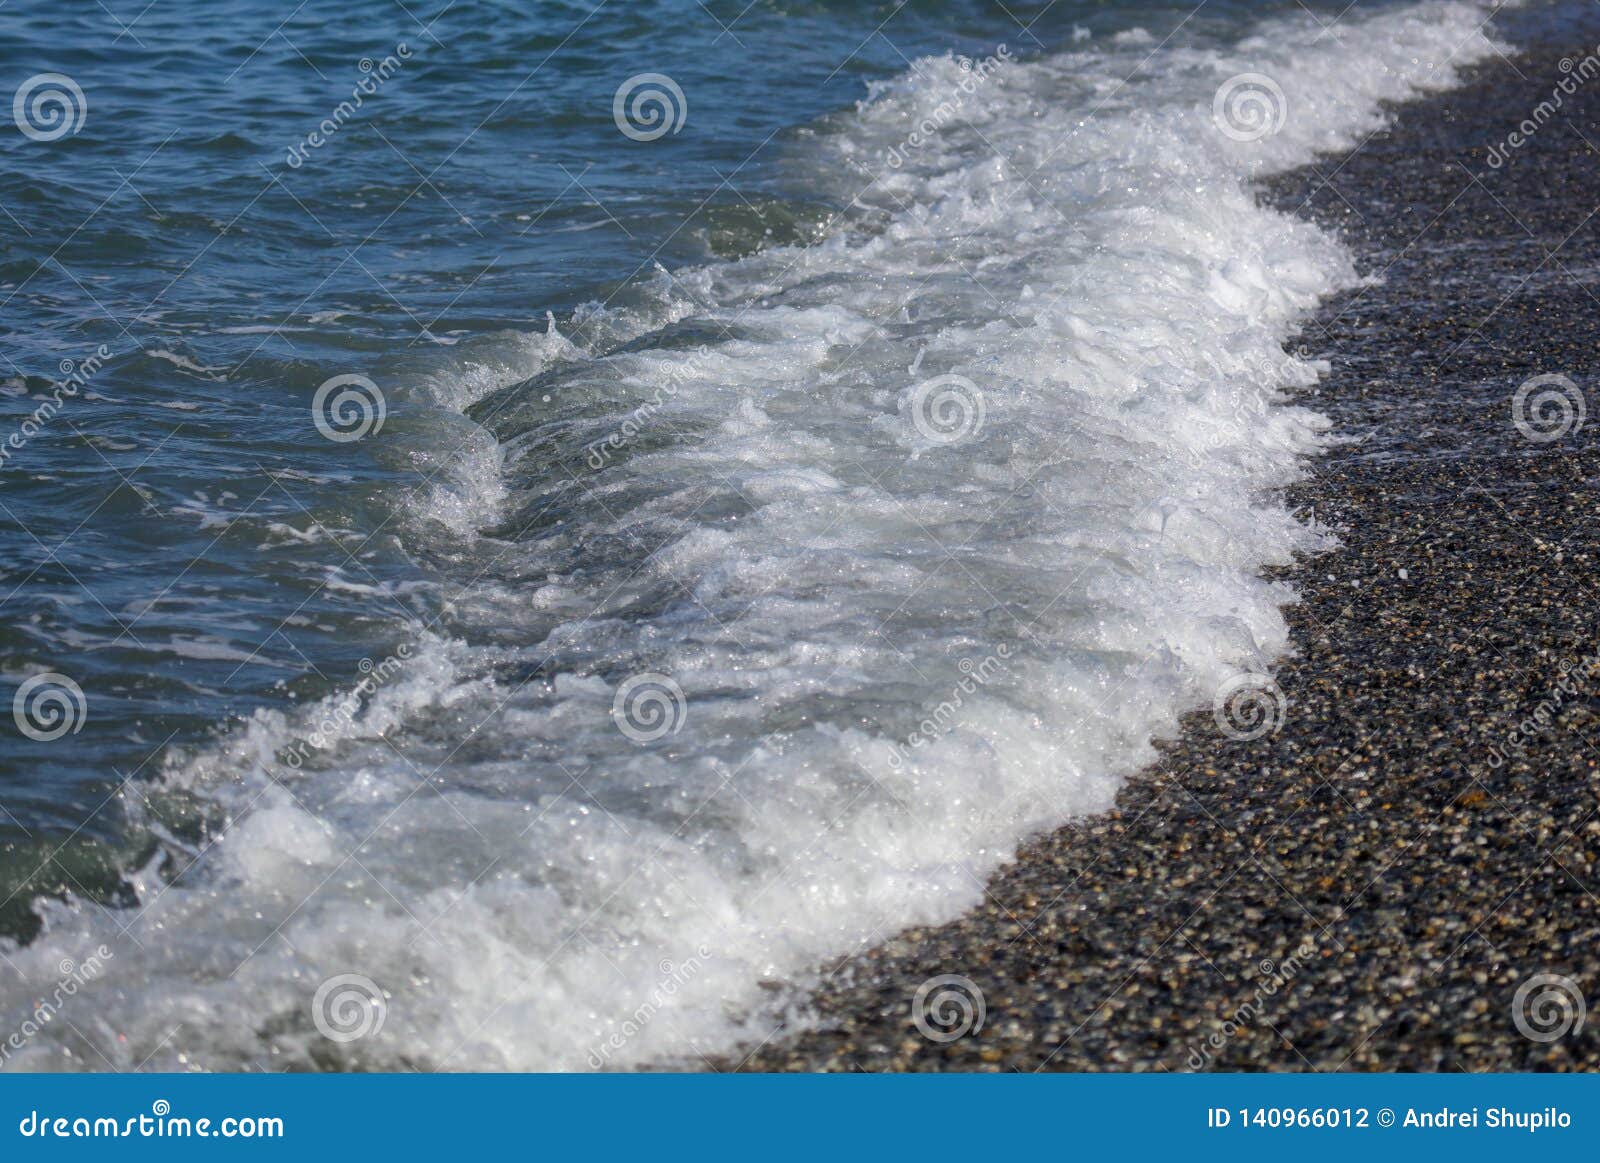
[[0, 0, 1550, 1069], [0, 0, 1341, 875]]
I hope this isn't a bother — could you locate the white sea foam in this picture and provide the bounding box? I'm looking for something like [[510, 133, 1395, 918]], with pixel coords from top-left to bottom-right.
[[0, 2, 1501, 1071]]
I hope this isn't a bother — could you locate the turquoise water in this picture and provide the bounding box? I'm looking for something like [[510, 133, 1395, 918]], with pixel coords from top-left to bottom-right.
[[0, 0, 1530, 1069], [0, 0, 1376, 928]]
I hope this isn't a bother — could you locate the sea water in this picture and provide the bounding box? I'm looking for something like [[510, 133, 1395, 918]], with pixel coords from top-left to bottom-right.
[[0, 0, 1508, 1069]]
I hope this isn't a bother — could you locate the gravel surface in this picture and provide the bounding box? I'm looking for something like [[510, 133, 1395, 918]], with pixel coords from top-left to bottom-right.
[[731, 18, 1600, 1073]]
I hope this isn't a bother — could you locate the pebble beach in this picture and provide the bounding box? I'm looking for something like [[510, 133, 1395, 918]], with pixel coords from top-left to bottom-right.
[[736, 14, 1600, 1073]]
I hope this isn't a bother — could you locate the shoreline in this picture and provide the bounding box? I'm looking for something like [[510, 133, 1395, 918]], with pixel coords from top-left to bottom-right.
[[730, 19, 1600, 1072]]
